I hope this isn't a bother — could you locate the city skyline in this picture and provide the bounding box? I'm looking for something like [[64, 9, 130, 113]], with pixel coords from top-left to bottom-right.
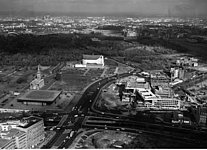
[[0, 0, 207, 17]]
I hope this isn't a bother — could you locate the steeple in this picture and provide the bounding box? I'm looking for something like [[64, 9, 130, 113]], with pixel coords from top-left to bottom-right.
[[37, 64, 41, 80]]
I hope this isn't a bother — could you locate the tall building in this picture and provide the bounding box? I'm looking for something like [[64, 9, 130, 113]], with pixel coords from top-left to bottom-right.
[[16, 116, 45, 148], [0, 129, 27, 149], [30, 65, 45, 90]]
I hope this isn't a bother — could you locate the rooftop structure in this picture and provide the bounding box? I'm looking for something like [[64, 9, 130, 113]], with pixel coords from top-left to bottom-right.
[[137, 88, 159, 100], [18, 116, 43, 129], [18, 90, 61, 106]]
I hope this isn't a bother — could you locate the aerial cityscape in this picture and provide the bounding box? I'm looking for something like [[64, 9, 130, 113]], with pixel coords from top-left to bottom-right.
[[1, 0, 207, 149]]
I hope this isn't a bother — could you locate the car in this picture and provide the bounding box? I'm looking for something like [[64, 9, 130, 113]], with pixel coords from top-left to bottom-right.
[[81, 114, 85, 117], [101, 112, 105, 115], [70, 131, 75, 137], [116, 128, 120, 131], [57, 127, 60, 130], [121, 128, 125, 130], [74, 115, 78, 117]]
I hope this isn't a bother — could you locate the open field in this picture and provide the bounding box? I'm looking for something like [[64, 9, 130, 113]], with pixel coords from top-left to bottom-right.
[[50, 68, 103, 92]]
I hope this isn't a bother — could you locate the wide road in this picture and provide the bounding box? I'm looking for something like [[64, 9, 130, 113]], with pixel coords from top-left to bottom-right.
[[42, 70, 136, 148]]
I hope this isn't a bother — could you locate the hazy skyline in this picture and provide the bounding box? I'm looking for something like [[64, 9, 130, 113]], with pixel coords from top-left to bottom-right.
[[0, 0, 207, 17]]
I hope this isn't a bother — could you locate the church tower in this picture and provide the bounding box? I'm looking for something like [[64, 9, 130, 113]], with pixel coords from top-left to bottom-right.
[[37, 65, 41, 80]]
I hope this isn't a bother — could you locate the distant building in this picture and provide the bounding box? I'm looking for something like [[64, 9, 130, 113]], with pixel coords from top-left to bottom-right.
[[30, 65, 44, 90], [82, 54, 104, 68], [150, 71, 171, 87], [170, 67, 185, 80], [16, 116, 45, 149], [176, 57, 198, 67], [75, 54, 105, 68]]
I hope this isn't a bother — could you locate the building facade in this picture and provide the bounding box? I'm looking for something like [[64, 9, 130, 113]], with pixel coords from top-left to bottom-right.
[[82, 55, 104, 67], [0, 129, 27, 149], [16, 116, 45, 148]]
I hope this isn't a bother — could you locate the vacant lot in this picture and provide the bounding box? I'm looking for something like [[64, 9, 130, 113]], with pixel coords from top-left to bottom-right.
[[72, 129, 197, 148]]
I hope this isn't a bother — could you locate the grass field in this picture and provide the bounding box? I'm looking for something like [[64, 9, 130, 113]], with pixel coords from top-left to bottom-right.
[[85, 69, 104, 77], [50, 68, 103, 92]]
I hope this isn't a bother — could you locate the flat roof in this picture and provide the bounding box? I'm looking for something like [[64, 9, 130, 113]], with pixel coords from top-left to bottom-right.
[[18, 90, 61, 102], [3, 129, 25, 138], [83, 54, 102, 60], [18, 116, 43, 128]]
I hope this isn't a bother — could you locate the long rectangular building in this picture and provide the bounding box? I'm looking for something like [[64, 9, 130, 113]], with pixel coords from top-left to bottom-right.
[[18, 90, 61, 106]]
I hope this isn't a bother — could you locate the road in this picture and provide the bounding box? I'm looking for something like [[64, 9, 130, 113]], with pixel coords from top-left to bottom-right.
[[42, 66, 207, 148], [42, 70, 136, 148]]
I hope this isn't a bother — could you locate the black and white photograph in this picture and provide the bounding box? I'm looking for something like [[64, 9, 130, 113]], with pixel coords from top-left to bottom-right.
[[0, 0, 207, 149]]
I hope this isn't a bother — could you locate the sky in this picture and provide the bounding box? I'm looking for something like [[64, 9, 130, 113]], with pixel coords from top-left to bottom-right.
[[0, 0, 207, 17]]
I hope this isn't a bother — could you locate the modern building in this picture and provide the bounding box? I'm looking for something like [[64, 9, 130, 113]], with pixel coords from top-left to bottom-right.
[[16, 116, 45, 149], [30, 65, 45, 90], [170, 67, 185, 80], [75, 54, 104, 68], [136, 88, 180, 109], [0, 129, 27, 149], [18, 90, 61, 106], [150, 71, 171, 87]]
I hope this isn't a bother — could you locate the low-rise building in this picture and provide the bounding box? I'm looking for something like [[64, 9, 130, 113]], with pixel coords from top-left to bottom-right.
[[18, 90, 61, 106], [75, 54, 104, 68]]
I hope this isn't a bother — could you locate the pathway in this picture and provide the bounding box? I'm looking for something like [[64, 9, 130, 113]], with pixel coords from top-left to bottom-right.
[[114, 67, 119, 74], [101, 67, 109, 78], [83, 68, 90, 76]]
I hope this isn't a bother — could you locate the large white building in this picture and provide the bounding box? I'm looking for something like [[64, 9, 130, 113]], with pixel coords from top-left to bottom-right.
[[30, 65, 44, 90], [136, 88, 181, 109], [82, 54, 104, 67]]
